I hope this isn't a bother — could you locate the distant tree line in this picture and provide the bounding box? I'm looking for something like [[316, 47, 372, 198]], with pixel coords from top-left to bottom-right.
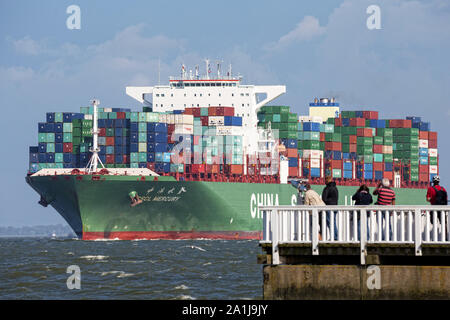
[[0, 224, 75, 237]]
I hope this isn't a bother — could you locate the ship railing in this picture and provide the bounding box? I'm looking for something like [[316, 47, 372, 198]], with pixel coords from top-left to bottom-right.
[[259, 205, 450, 265]]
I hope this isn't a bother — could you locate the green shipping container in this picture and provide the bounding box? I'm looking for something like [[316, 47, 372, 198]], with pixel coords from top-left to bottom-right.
[[325, 133, 341, 142], [373, 153, 383, 162], [357, 137, 373, 146], [46, 143, 55, 153], [63, 123, 72, 133], [377, 128, 393, 137], [63, 133, 72, 142]]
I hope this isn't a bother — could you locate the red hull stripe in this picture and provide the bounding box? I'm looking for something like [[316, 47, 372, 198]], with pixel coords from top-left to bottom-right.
[[83, 231, 262, 240]]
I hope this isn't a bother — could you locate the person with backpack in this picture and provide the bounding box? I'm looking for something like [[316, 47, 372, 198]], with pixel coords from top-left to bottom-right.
[[322, 176, 339, 240], [426, 176, 448, 234], [352, 184, 373, 240]]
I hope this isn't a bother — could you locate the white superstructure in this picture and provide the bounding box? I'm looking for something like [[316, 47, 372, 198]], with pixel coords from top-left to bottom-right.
[[126, 60, 286, 154]]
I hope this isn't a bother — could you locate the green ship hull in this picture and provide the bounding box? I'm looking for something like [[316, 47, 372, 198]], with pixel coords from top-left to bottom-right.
[[26, 174, 428, 240]]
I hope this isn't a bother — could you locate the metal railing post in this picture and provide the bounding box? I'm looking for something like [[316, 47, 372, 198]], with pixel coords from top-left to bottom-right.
[[360, 209, 367, 265], [271, 209, 280, 264], [312, 209, 319, 255], [415, 208, 422, 256]]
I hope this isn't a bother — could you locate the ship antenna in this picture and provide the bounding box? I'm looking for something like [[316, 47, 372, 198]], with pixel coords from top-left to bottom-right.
[[205, 58, 210, 80], [158, 57, 161, 85], [86, 99, 105, 174]]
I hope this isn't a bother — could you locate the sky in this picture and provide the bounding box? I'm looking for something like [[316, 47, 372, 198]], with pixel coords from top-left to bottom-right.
[[1, 0, 449, 227]]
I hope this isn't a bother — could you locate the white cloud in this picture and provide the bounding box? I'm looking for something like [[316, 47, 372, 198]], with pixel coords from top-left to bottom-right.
[[265, 16, 326, 52], [11, 36, 44, 55]]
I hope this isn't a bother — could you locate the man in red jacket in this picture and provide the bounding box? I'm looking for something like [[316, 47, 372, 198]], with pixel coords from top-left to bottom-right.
[[426, 176, 448, 236]]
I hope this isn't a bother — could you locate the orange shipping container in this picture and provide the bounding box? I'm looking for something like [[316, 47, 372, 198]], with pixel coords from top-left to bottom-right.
[[349, 135, 357, 144], [287, 148, 298, 157], [230, 164, 243, 175], [383, 171, 393, 180]]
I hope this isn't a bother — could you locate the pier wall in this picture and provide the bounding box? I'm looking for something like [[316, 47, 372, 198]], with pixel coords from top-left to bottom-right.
[[263, 264, 450, 300]]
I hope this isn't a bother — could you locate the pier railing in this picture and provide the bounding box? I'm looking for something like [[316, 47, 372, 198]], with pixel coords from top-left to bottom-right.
[[260, 205, 450, 264]]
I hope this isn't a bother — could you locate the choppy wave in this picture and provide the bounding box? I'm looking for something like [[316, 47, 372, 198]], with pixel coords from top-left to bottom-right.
[[0, 238, 262, 299]]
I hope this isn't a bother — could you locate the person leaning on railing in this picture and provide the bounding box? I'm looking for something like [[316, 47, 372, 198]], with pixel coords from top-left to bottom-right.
[[322, 176, 339, 240], [304, 184, 326, 240], [426, 175, 448, 235], [352, 184, 373, 240], [373, 178, 396, 240]]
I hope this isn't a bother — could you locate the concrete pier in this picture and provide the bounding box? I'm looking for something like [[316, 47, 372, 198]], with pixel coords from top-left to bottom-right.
[[259, 205, 450, 299]]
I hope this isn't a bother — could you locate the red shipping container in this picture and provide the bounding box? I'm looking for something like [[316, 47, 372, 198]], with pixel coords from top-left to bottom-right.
[[402, 119, 412, 128], [331, 160, 342, 168], [223, 107, 235, 116], [419, 165, 429, 173], [334, 118, 342, 127], [373, 144, 383, 153], [123, 155, 129, 163], [350, 118, 366, 127], [116, 112, 126, 119], [428, 131, 437, 140], [106, 154, 115, 164], [373, 162, 383, 171], [349, 144, 357, 153], [215, 107, 225, 116], [192, 108, 201, 117], [332, 142, 342, 151], [106, 137, 115, 146], [168, 124, 175, 133], [419, 131, 428, 140], [184, 108, 193, 115], [63, 143, 73, 153], [191, 164, 205, 173], [99, 128, 106, 136], [419, 173, 429, 182], [363, 111, 379, 119], [349, 135, 357, 144], [429, 140, 437, 148], [230, 164, 243, 175], [287, 148, 297, 157], [357, 128, 373, 137], [200, 116, 209, 126], [320, 132, 326, 141], [289, 167, 298, 177], [383, 171, 393, 180]]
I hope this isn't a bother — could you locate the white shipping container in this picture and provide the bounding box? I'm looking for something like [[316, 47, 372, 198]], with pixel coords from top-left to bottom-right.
[[174, 114, 183, 124], [208, 116, 224, 126], [298, 116, 323, 123], [104, 108, 112, 112], [167, 114, 175, 124], [182, 114, 194, 125], [302, 149, 323, 159], [216, 126, 232, 136], [429, 148, 438, 157], [419, 139, 428, 148], [382, 145, 393, 154], [84, 114, 93, 120], [158, 114, 167, 123], [174, 124, 194, 135], [311, 158, 322, 168], [429, 165, 438, 174]]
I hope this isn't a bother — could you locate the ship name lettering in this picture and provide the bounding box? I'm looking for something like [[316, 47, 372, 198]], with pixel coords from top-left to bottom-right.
[[250, 193, 279, 219]]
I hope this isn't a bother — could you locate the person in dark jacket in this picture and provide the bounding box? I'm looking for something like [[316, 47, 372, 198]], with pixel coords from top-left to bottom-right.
[[352, 184, 373, 205], [352, 184, 373, 240], [322, 176, 339, 240]]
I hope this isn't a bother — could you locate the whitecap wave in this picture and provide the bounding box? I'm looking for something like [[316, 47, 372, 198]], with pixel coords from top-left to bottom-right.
[[174, 284, 189, 290], [80, 255, 109, 261]]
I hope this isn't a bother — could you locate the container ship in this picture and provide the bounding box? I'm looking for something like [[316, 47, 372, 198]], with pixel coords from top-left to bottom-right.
[[26, 62, 439, 240]]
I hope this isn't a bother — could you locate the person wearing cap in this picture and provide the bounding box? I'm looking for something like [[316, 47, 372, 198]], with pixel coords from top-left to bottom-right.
[[373, 178, 396, 240], [426, 175, 448, 235]]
